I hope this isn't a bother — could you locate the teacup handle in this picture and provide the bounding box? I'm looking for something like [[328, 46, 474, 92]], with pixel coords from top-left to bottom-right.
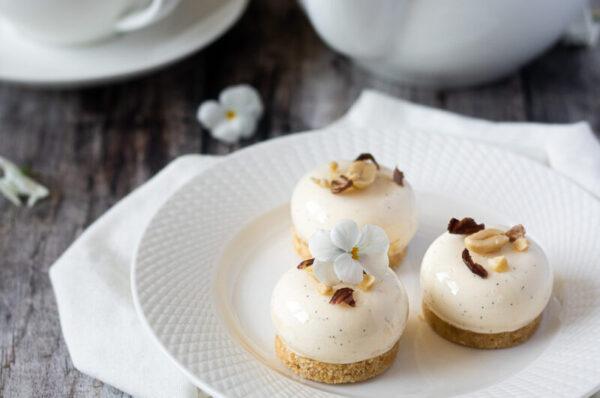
[[116, 0, 181, 32]]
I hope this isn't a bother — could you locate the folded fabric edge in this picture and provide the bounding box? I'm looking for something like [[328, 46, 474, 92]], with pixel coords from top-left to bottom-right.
[[338, 90, 599, 199], [49, 154, 220, 398]]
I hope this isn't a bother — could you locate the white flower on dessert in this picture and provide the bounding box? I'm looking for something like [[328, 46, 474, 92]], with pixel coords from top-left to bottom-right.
[[197, 84, 263, 144], [309, 219, 390, 286], [0, 156, 49, 207]]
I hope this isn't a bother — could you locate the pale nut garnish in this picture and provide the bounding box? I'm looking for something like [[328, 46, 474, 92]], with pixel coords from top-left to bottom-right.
[[513, 237, 529, 252], [304, 267, 333, 295], [328, 161, 339, 174], [489, 255, 509, 272], [316, 282, 334, 295], [464, 228, 509, 254], [330, 175, 353, 193], [346, 160, 377, 189], [310, 177, 330, 189], [356, 273, 375, 291]]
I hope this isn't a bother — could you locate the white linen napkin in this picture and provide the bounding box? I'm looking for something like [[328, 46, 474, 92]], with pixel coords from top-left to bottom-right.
[[50, 155, 219, 398], [50, 91, 600, 398], [341, 90, 600, 199]]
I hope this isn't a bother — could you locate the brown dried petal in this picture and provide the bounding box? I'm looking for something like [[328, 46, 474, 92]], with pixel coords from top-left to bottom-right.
[[506, 224, 526, 242], [462, 249, 488, 278], [297, 258, 314, 269], [393, 167, 404, 186], [330, 175, 353, 194], [448, 217, 485, 235], [354, 153, 380, 170], [329, 287, 356, 307]]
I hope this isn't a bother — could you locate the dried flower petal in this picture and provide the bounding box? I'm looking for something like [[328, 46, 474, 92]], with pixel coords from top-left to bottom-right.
[[330, 175, 353, 194], [462, 248, 488, 278], [448, 217, 485, 235], [297, 258, 314, 269], [329, 287, 356, 307], [506, 224, 526, 242], [354, 153, 380, 170], [393, 167, 404, 186]]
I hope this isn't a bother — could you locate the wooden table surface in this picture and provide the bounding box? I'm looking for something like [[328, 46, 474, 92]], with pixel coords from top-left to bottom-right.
[[1, 1, 599, 397]]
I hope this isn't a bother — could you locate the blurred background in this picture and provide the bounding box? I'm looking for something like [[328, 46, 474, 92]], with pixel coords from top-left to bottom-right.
[[0, 0, 599, 396]]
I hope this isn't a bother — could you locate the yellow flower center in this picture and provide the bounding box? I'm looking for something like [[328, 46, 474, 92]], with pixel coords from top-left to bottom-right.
[[225, 110, 236, 120], [351, 246, 360, 260]]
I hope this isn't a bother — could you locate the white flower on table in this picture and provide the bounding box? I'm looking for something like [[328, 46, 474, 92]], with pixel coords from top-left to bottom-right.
[[308, 219, 390, 286], [197, 84, 263, 144], [0, 156, 49, 207]]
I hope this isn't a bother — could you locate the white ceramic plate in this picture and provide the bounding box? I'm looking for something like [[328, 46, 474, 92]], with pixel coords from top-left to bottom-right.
[[0, 0, 247, 87], [132, 125, 600, 398]]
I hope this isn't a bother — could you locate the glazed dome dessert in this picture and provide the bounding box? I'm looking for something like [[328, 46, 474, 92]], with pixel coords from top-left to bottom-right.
[[420, 218, 553, 349], [271, 220, 409, 383], [290, 153, 417, 267]]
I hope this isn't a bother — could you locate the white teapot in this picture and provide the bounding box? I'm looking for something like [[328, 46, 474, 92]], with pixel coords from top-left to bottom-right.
[[300, 0, 588, 88]]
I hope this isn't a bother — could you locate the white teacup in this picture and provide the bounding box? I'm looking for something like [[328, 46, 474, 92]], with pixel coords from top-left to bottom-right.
[[0, 0, 180, 46], [300, 0, 588, 88]]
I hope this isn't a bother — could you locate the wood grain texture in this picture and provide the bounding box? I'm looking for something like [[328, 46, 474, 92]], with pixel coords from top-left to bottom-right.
[[0, 1, 599, 397]]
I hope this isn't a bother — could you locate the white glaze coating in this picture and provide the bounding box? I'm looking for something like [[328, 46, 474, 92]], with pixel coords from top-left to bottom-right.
[[290, 162, 418, 252], [420, 228, 553, 333], [271, 268, 409, 364]]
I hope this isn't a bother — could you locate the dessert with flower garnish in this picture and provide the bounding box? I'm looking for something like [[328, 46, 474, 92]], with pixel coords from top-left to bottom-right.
[[290, 153, 417, 268], [271, 220, 409, 383], [420, 218, 553, 349]]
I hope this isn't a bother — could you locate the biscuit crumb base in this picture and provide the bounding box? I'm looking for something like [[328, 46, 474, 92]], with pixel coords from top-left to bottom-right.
[[275, 335, 399, 384], [422, 302, 541, 349], [292, 229, 406, 268]]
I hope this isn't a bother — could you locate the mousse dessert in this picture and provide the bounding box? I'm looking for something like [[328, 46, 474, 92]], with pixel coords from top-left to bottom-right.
[[420, 218, 553, 349], [272, 220, 409, 383], [290, 153, 417, 267]]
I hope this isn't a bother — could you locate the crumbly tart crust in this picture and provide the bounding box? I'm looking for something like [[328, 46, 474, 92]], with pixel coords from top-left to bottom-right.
[[275, 335, 400, 384], [292, 230, 406, 268], [422, 302, 542, 349]]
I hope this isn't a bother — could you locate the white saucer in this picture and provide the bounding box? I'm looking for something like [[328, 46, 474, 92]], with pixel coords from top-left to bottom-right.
[[132, 125, 600, 397], [0, 0, 247, 87]]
